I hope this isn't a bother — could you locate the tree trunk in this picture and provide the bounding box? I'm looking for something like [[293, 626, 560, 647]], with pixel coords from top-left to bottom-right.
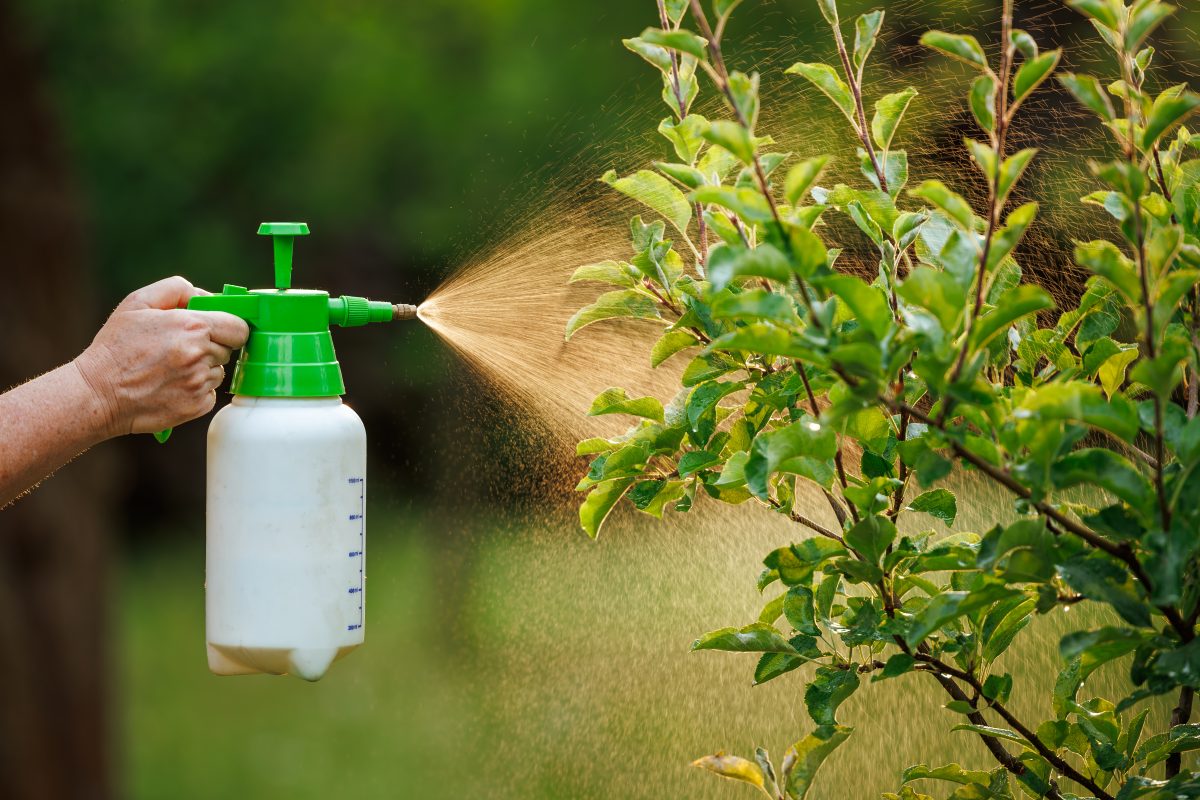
[[0, 2, 116, 797]]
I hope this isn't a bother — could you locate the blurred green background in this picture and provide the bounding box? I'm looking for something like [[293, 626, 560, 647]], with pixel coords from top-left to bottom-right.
[[2, 0, 1199, 798]]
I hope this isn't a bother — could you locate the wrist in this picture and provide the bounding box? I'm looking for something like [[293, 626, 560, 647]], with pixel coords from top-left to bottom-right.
[[72, 346, 125, 441]]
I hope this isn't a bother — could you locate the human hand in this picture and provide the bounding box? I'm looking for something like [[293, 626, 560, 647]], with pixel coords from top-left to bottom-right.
[[73, 276, 250, 437]]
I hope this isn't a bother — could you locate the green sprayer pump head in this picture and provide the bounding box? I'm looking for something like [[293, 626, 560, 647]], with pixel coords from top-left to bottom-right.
[[153, 222, 416, 442]]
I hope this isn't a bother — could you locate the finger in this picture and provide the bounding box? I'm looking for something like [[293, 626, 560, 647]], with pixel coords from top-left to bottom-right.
[[205, 343, 235, 367], [123, 276, 203, 310], [197, 311, 250, 349], [203, 365, 226, 392]]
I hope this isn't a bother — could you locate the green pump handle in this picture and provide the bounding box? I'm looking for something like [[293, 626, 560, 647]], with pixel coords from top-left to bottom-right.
[[153, 222, 405, 442]]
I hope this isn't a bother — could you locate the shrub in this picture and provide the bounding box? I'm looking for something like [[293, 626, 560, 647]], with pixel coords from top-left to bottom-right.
[[569, 0, 1200, 797]]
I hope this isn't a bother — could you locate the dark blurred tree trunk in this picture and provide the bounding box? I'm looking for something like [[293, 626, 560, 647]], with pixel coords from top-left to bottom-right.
[[0, 1, 116, 797]]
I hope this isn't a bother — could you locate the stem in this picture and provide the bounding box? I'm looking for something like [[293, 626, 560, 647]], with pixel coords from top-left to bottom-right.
[[1119, 44, 1172, 534], [657, 0, 688, 121], [914, 655, 1113, 799], [879, 589, 1075, 797], [828, 14, 887, 193], [686, 0, 825, 333], [794, 359, 857, 526], [1167, 686, 1195, 778], [946, 0, 1015, 403]]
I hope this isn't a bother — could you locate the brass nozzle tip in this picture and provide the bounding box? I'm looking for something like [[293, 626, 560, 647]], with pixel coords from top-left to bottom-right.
[[393, 303, 419, 321]]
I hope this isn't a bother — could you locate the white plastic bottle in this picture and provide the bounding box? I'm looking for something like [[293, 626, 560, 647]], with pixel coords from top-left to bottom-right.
[[173, 222, 411, 681], [205, 396, 367, 681]]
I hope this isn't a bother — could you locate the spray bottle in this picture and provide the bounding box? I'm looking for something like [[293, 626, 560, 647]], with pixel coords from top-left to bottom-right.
[[166, 222, 417, 681]]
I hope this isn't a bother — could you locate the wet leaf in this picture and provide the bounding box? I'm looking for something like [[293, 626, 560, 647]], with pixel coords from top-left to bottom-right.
[[782, 725, 853, 799], [690, 753, 769, 795], [565, 289, 661, 340]]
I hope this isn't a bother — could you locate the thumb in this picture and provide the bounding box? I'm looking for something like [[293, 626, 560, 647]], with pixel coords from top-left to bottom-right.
[[121, 276, 209, 311]]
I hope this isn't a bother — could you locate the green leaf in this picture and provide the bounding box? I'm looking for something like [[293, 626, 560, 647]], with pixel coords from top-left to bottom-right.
[[1016, 381, 1139, 441], [630, 479, 687, 518], [786, 63, 857, 126], [1125, 0, 1174, 51], [765, 539, 847, 586], [854, 10, 884, 74], [996, 149, 1038, 210], [565, 289, 661, 340], [805, 665, 860, 726], [569, 260, 640, 288], [877, 653, 916, 681], [656, 161, 706, 189], [951, 724, 1030, 748], [658, 114, 709, 163], [920, 31, 988, 70], [746, 418, 838, 498], [872, 88, 918, 154], [755, 649, 808, 685], [693, 185, 772, 225], [638, 27, 708, 60], [727, 70, 761, 130], [701, 120, 755, 165], [691, 622, 797, 653], [711, 288, 799, 326], [622, 37, 673, 73], [845, 515, 897, 566], [906, 583, 1018, 648], [1099, 345, 1139, 397], [784, 585, 821, 637], [969, 284, 1054, 351], [1051, 448, 1153, 515], [588, 387, 664, 422], [902, 763, 992, 787], [707, 243, 792, 291], [1010, 29, 1039, 60], [1012, 50, 1060, 107], [686, 380, 743, 444], [579, 478, 634, 538], [818, 274, 892, 339], [897, 266, 968, 333], [690, 753, 769, 795], [601, 169, 692, 236], [981, 674, 1014, 705], [910, 181, 978, 231], [681, 351, 743, 386], [787, 224, 831, 278], [1075, 240, 1139, 302], [970, 74, 997, 133], [706, 324, 817, 362], [782, 725, 853, 800], [982, 601, 1036, 662], [1142, 89, 1200, 150], [1067, 0, 1120, 29], [678, 450, 722, 477], [785, 155, 831, 206], [650, 329, 699, 367], [1059, 554, 1152, 628], [985, 203, 1037, 272], [1059, 73, 1116, 121], [907, 488, 958, 525], [816, 0, 838, 25]]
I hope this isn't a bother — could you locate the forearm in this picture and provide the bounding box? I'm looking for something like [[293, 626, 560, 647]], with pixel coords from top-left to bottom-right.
[[0, 360, 116, 508]]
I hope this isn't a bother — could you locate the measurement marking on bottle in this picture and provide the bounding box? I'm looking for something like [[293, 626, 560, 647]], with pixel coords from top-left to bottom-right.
[[347, 475, 365, 633]]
